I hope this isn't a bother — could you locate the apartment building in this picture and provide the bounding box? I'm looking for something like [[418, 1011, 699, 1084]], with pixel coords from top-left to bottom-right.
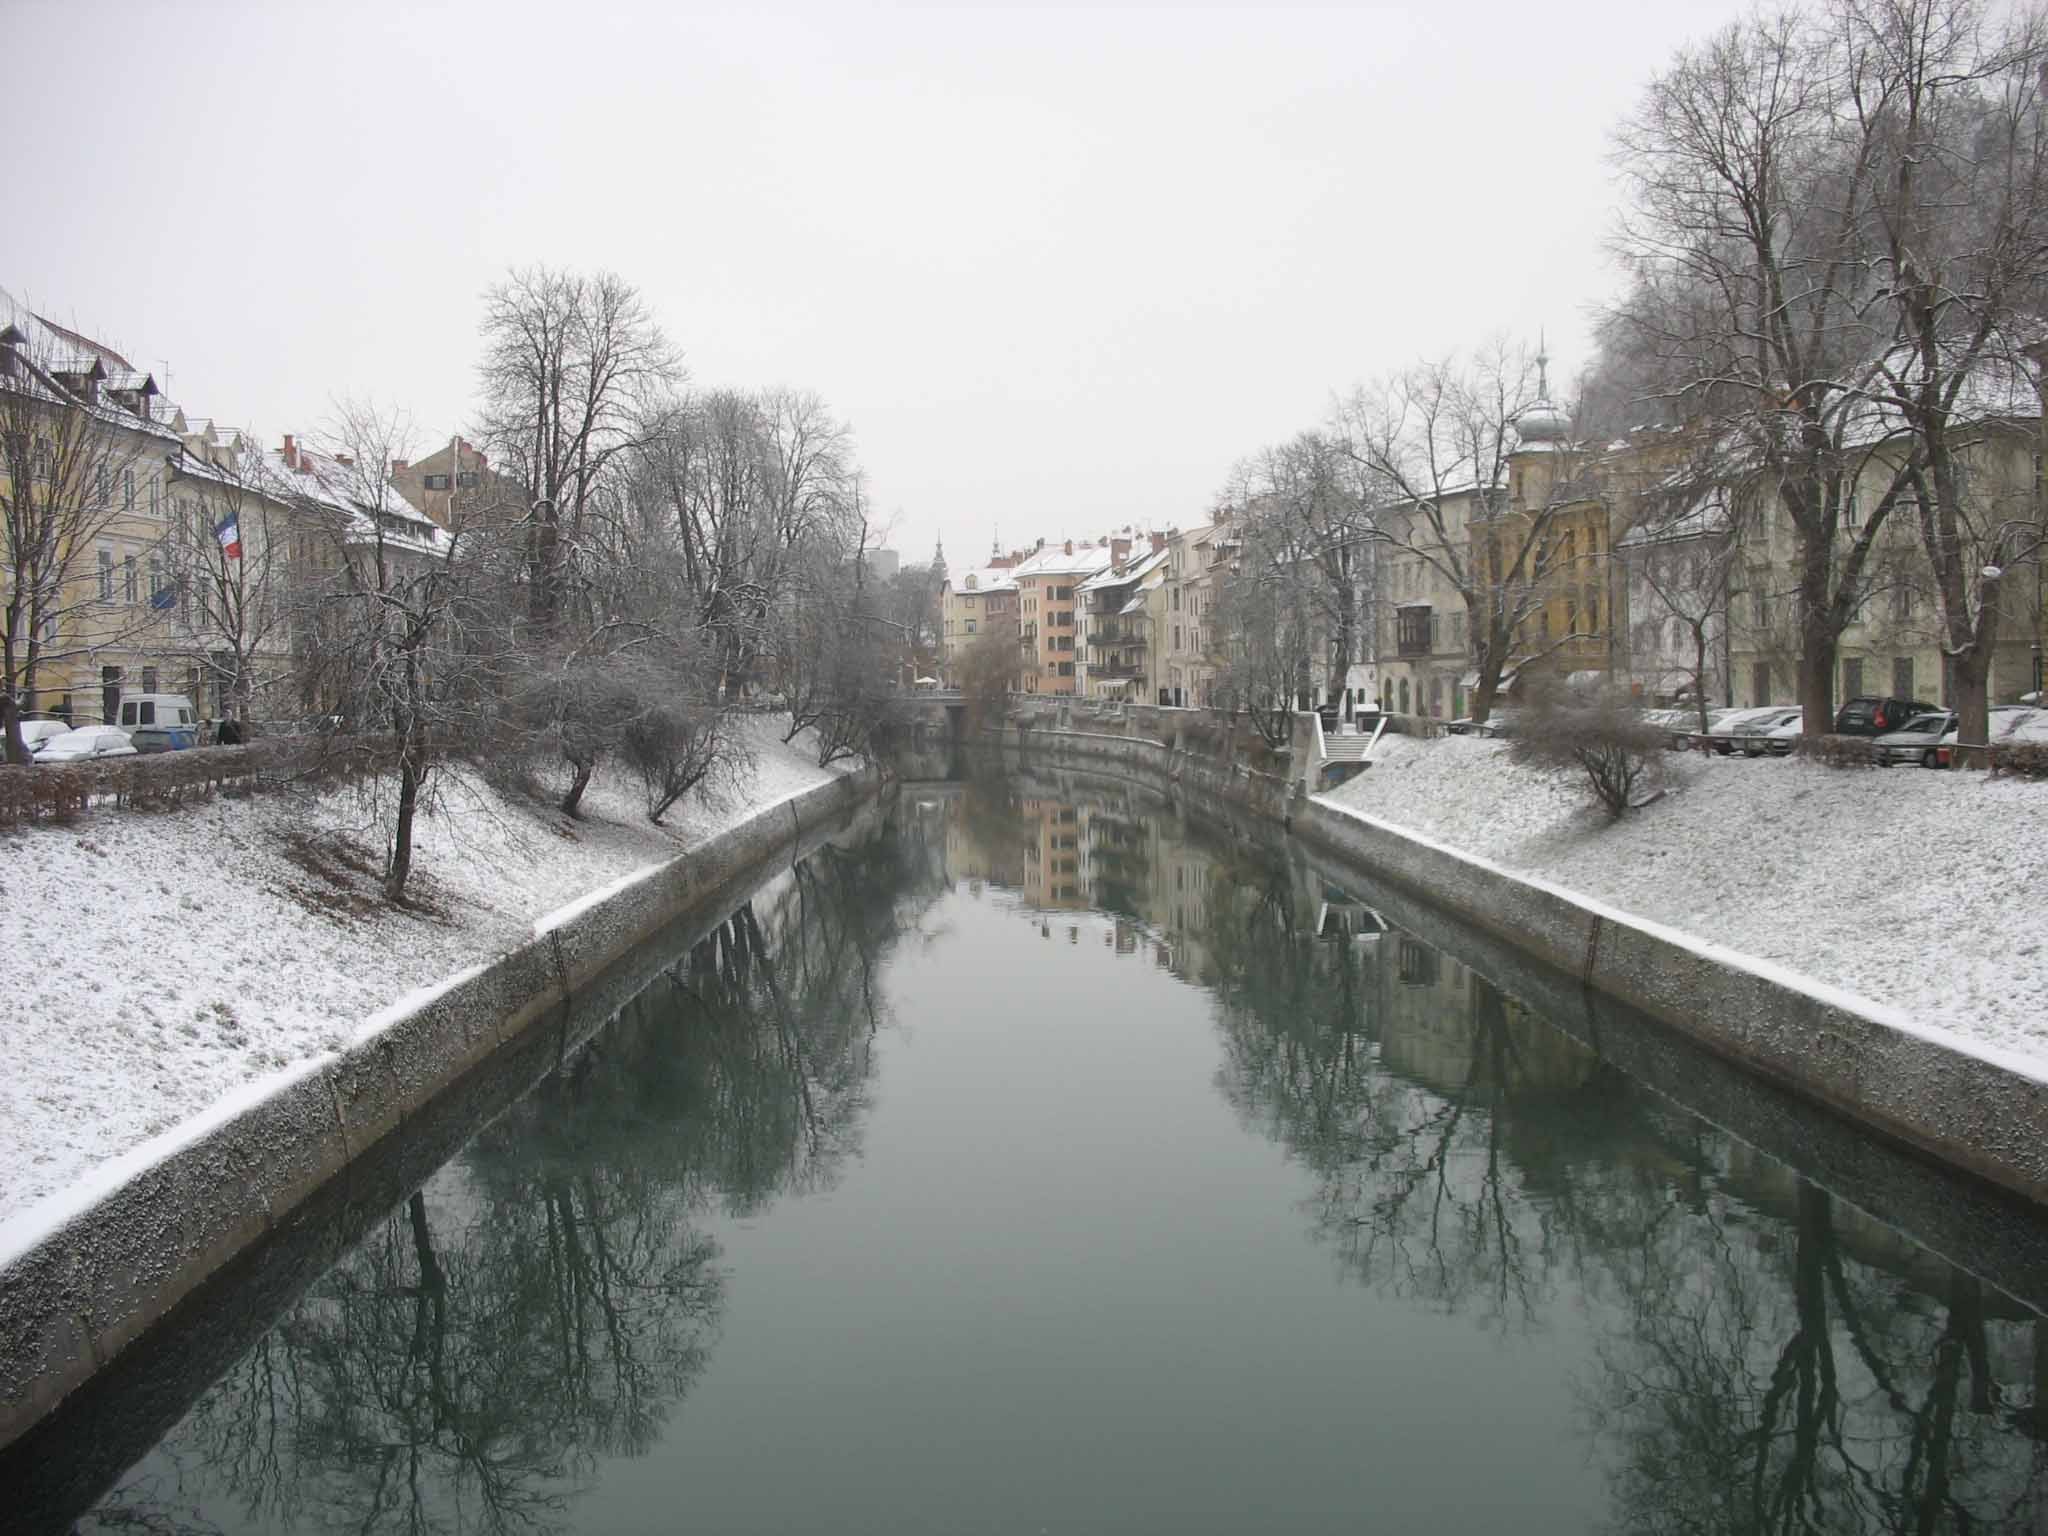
[[1013, 540, 1113, 696], [939, 559, 1020, 687]]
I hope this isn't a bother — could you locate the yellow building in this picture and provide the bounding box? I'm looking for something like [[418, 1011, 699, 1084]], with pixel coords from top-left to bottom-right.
[[1012, 540, 1113, 696]]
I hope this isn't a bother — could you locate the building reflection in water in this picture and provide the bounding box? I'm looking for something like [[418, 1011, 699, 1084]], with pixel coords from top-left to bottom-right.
[[941, 773, 2048, 1532]]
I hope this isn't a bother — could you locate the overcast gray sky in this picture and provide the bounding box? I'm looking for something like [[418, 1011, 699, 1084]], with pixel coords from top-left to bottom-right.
[[9, 1, 1747, 567]]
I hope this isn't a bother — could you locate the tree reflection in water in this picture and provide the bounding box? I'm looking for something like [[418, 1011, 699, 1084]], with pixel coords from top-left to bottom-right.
[[85, 819, 941, 1536], [1196, 847, 2048, 1531]]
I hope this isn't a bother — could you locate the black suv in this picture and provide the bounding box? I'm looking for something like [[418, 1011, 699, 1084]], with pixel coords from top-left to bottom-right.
[[1833, 696, 1940, 736]]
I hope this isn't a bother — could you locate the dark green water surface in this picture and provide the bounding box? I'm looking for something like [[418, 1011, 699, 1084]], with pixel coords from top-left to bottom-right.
[[53, 773, 2048, 1532]]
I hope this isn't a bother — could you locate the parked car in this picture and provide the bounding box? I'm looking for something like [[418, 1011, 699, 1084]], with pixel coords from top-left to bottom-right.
[[1833, 695, 1939, 737], [1445, 710, 1519, 738], [1870, 710, 1956, 767], [1755, 712, 1805, 756], [13, 719, 72, 755], [1700, 705, 1796, 754], [1933, 707, 2048, 766], [115, 692, 199, 753], [1722, 706, 1804, 756], [31, 725, 136, 763], [1668, 706, 1743, 751]]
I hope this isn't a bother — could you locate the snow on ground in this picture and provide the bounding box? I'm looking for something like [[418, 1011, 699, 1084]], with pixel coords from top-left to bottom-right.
[[0, 716, 852, 1224], [1323, 734, 2048, 1061]]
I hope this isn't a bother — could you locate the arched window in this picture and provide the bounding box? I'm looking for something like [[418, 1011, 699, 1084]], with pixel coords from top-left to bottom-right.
[[1398, 678, 1411, 714], [1428, 678, 1442, 717]]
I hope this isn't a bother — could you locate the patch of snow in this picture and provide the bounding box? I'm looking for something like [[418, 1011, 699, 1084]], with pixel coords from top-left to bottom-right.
[[1319, 733, 2048, 1065], [0, 715, 847, 1226]]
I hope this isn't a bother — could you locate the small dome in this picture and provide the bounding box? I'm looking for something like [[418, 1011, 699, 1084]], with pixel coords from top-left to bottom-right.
[[1516, 399, 1570, 445]]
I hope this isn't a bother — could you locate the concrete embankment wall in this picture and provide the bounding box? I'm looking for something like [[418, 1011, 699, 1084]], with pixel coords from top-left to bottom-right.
[[0, 768, 877, 1453], [991, 717, 2048, 1211]]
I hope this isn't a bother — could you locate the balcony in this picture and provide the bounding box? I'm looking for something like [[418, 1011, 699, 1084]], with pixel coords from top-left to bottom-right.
[[1395, 605, 1437, 659], [1092, 660, 1148, 679], [1087, 624, 1148, 648]]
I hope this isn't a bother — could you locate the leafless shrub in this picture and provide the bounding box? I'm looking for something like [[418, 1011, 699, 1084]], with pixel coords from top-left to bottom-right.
[[1509, 683, 1666, 818], [1792, 734, 1884, 770]]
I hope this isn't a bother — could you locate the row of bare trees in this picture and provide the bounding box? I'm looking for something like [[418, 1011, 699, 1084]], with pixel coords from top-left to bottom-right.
[[1206, 0, 2048, 747], [1, 265, 932, 904]]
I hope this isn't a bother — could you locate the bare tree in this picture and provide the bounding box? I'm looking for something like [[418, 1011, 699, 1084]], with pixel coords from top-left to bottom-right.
[[297, 403, 513, 903], [1335, 340, 1590, 725], [1846, 0, 2048, 751], [1609, 6, 1931, 735], [0, 304, 158, 761], [1511, 682, 1668, 818], [1209, 519, 1318, 747], [157, 435, 299, 729], [1221, 432, 1374, 713], [477, 265, 681, 630]]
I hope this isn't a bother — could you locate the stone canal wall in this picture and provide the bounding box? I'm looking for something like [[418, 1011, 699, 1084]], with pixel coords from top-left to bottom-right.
[[0, 768, 878, 1453], [986, 713, 2048, 1211]]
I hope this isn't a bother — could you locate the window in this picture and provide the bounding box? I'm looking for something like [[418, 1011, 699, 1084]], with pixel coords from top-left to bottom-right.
[[965, 619, 976, 635], [122, 469, 136, 510], [149, 478, 159, 515], [1893, 656, 1915, 698], [31, 437, 55, 480], [1398, 678, 1411, 713], [94, 465, 109, 504], [456, 471, 479, 489], [124, 555, 138, 603], [1843, 657, 1864, 698], [1587, 595, 1600, 634], [141, 667, 159, 693], [1842, 492, 1861, 531], [98, 548, 114, 601], [1396, 607, 1433, 656], [1397, 937, 1440, 986], [423, 473, 452, 491], [1752, 662, 1771, 705]]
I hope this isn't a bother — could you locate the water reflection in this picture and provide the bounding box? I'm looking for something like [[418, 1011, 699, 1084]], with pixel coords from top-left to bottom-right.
[[83, 826, 946, 1535], [943, 771, 2048, 1529], [73, 773, 2048, 1533]]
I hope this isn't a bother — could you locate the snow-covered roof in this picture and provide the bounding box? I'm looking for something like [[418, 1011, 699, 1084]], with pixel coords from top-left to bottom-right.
[[0, 284, 184, 444], [1009, 543, 1115, 580], [1078, 544, 1169, 593], [949, 564, 1018, 596]]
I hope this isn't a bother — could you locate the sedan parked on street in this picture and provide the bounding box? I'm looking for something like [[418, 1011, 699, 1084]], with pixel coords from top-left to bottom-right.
[[1870, 711, 1956, 767], [1705, 706, 1800, 755], [31, 725, 137, 763], [1834, 695, 1940, 736]]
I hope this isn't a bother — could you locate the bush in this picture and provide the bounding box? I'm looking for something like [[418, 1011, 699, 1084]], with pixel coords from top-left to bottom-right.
[[1793, 733, 1884, 769], [1992, 742, 2048, 780], [0, 734, 392, 830], [1509, 684, 1667, 818]]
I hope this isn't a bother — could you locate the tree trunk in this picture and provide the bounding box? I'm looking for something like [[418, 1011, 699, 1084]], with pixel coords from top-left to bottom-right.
[[1948, 646, 1992, 769], [387, 744, 422, 904], [561, 761, 594, 817]]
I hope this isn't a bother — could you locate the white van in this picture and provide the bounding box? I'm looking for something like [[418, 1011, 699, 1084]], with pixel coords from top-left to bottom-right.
[[116, 693, 199, 753]]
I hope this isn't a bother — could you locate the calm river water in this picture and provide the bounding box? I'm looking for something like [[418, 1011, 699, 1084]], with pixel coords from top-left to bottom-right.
[[50, 771, 2048, 1532]]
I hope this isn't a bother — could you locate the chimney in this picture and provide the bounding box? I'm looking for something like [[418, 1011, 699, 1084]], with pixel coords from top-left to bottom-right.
[[391, 459, 409, 474], [281, 434, 296, 471], [1064, 539, 1074, 556], [1149, 532, 1166, 553], [1111, 537, 1131, 566]]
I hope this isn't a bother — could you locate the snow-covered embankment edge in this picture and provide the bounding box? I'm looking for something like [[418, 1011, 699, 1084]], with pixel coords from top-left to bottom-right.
[[1293, 791, 2048, 1204], [0, 766, 879, 1451], [985, 718, 2048, 1208]]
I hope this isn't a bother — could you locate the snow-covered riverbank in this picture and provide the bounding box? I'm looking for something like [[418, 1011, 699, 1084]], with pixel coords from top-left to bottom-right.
[[1321, 733, 2047, 1062], [0, 716, 855, 1225]]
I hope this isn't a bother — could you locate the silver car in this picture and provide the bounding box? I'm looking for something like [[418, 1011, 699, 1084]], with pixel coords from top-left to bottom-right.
[[1871, 710, 1955, 767], [1713, 706, 1802, 756]]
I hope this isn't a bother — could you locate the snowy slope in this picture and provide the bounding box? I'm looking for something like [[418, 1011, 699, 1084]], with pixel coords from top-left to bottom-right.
[[1323, 734, 2048, 1061], [0, 717, 852, 1223]]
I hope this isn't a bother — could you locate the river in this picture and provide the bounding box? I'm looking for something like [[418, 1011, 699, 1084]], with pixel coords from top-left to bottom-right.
[[29, 768, 2048, 1532]]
